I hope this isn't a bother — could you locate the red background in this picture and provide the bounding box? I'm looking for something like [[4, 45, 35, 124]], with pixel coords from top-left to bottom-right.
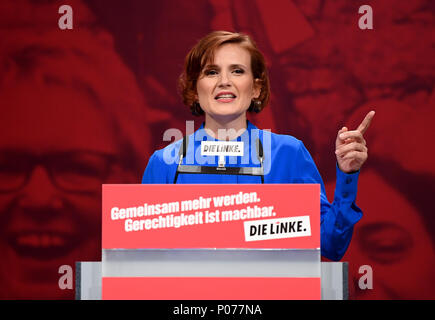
[[0, 0, 434, 299]]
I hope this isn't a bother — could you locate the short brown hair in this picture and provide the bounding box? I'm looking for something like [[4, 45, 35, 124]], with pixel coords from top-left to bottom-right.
[[178, 31, 270, 116]]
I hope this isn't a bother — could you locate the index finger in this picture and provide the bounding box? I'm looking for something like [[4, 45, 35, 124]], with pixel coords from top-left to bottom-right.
[[357, 110, 375, 134]]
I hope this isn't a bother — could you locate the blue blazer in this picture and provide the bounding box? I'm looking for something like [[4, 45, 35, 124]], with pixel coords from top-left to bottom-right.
[[142, 121, 362, 260]]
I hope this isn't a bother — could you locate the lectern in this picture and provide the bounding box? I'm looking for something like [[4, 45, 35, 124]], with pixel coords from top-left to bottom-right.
[[76, 184, 348, 300]]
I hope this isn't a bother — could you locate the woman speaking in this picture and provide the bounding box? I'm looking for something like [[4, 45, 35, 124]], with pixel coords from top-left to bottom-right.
[[142, 31, 374, 261]]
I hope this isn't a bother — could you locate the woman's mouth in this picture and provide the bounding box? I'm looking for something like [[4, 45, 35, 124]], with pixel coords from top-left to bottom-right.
[[215, 92, 237, 103]]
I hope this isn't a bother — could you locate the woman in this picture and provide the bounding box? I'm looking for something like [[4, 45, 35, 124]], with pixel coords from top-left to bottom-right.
[[142, 31, 374, 261]]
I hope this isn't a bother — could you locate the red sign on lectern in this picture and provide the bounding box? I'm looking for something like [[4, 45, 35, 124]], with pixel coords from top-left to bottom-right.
[[102, 184, 320, 249], [102, 184, 320, 300]]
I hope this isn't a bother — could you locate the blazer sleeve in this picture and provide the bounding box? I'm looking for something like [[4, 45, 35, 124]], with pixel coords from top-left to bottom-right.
[[292, 140, 363, 261]]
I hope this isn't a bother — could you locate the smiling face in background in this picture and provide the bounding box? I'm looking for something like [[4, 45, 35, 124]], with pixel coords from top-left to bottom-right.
[[0, 81, 122, 299], [196, 43, 261, 128], [326, 169, 435, 299]]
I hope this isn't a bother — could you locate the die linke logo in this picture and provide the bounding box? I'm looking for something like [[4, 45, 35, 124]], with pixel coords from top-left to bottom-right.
[[201, 141, 244, 156], [244, 216, 311, 242]]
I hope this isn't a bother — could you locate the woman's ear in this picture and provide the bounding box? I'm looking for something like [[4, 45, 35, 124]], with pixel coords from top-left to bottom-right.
[[253, 78, 262, 99]]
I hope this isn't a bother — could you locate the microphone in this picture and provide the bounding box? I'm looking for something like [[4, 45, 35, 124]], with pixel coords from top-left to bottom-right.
[[256, 138, 263, 161], [177, 134, 189, 165], [173, 135, 189, 183], [173, 135, 264, 184], [256, 138, 264, 184]]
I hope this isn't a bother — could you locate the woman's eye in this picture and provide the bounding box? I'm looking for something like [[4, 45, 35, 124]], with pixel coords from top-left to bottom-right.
[[233, 69, 245, 74], [205, 69, 218, 76]]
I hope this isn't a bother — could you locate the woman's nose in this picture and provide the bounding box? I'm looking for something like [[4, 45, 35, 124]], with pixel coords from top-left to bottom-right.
[[217, 71, 231, 87]]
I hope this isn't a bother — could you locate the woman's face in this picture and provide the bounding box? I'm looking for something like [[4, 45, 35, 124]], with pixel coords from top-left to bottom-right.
[[196, 43, 261, 124]]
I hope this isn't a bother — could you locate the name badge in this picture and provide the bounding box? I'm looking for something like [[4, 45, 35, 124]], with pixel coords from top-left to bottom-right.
[[201, 141, 244, 157]]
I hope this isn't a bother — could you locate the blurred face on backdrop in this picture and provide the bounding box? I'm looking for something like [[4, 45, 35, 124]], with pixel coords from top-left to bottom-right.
[[0, 81, 124, 299], [196, 43, 260, 129], [0, 19, 156, 297], [326, 169, 435, 299]]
